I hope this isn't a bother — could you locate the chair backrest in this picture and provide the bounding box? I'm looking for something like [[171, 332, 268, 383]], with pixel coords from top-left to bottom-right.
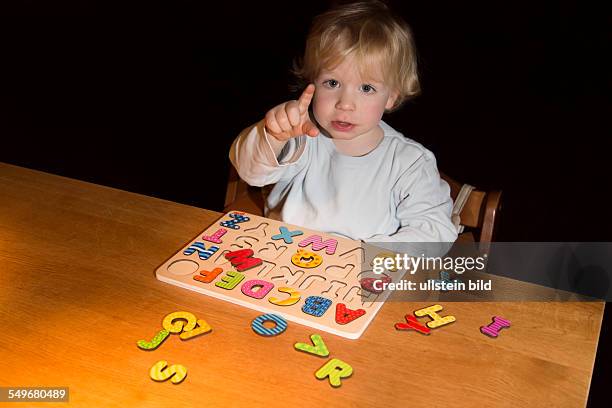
[[440, 172, 502, 249], [224, 166, 502, 247], [224, 165, 266, 215]]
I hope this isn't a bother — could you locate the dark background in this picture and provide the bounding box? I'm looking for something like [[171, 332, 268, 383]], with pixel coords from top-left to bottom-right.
[[1, 0, 610, 404], [2, 0, 610, 243]]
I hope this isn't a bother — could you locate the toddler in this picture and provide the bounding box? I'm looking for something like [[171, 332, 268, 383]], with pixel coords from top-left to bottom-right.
[[230, 0, 457, 255]]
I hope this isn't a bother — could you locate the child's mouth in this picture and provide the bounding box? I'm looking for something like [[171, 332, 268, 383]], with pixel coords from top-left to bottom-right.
[[331, 121, 355, 132]]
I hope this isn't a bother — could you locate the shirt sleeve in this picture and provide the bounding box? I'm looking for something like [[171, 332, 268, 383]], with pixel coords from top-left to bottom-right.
[[365, 151, 458, 257], [229, 119, 308, 187]]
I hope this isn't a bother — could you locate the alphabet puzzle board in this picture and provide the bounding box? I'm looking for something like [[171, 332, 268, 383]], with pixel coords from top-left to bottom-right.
[[155, 211, 407, 339]]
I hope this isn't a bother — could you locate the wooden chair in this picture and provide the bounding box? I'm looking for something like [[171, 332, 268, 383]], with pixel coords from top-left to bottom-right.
[[224, 165, 267, 216], [224, 165, 502, 251], [441, 173, 503, 253]]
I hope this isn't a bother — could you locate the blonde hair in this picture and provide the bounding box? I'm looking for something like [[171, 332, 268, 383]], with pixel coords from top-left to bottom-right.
[[294, 0, 420, 110]]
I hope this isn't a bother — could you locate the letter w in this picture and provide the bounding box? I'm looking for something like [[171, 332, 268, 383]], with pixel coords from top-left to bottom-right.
[[225, 249, 262, 272]]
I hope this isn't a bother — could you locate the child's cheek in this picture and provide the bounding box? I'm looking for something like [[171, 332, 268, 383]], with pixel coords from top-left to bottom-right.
[[312, 94, 328, 123], [313, 92, 325, 109], [364, 100, 387, 123]]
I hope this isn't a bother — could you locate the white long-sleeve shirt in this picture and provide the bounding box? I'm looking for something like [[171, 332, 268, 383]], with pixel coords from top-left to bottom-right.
[[229, 120, 457, 256]]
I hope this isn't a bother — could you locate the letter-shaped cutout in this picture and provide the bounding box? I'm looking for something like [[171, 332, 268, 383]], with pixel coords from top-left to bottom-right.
[[150, 360, 188, 384], [315, 358, 353, 388], [244, 222, 269, 237], [225, 249, 263, 272], [268, 287, 301, 306], [241, 279, 275, 299], [298, 235, 338, 255], [215, 270, 245, 290]]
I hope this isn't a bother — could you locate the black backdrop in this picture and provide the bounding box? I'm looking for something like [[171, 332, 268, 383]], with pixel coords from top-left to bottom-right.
[[1, 1, 611, 401], [3, 1, 610, 242]]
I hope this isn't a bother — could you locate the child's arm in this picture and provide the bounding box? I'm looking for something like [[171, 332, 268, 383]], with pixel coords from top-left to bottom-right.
[[229, 85, 318, 187], [366, 153, 458, 256]]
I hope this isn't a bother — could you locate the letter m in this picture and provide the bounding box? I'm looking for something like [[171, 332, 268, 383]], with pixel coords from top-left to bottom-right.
[[298, 235, 338, 255]]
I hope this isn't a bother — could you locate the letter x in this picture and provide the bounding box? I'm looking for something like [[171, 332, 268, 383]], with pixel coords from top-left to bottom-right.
[[271, 226, 304, 244]]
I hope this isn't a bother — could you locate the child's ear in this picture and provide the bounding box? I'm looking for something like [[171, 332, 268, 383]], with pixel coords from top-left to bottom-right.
[[385, 90, 400, 110]]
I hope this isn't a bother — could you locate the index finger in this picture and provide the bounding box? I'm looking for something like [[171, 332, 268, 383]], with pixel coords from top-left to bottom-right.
[[298, 84, 315, 113]]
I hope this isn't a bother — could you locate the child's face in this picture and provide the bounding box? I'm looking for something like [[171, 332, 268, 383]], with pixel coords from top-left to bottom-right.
[[312, 53, 398, 141]]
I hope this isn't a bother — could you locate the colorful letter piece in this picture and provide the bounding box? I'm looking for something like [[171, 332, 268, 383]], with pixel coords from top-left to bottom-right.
[[268, 287, 301, 306], [150, 360, 188, 384], [298, 235, 338, 255], [193, 267, 224, 284], [251, 313, 288, 336], [215, 271, 245, 290], [394, 315, 431, 335], [225, 249, 263, 272], [220, 212, 250, 230], [202, 228, 227, 244], [137, 329, 170, 350], [162, 311, 198, 334], [480, 316, 511, 338], [315, 358, 353, 388], [414, 305, 456, 329], [179, 319, 212, 340], [271, 226, 304, 244], [291, 249, 323, 268], [302, 296, 332, 317], [159, 311, 211, 341], [294, 334, 330, 357], [335, 303, 366, 325], [183, 242, 219, 260], [360, 275, 392, 294], [241, 279, 275, 299]]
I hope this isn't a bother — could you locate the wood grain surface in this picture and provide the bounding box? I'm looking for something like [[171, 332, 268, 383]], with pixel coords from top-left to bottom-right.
[[0, 162, 604, 407]]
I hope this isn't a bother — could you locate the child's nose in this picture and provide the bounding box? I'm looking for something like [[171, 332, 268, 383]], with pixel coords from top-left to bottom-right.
[[335, 90, 356, 111]]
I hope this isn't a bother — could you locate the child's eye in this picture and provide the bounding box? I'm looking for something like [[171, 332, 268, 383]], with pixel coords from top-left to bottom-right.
[[323, 79, 340, 88], [360, 84, 376, 93]]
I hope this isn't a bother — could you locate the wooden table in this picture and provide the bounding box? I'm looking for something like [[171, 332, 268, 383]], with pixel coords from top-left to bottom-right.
[[0, 162, 604, 407]]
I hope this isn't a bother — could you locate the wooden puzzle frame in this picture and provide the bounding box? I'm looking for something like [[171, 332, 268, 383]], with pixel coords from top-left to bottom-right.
[[155, 212, 407, 339]]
